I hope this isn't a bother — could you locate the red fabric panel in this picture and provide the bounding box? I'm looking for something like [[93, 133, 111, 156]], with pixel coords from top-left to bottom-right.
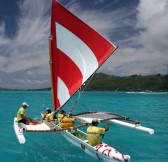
[[57, 49, 83, 96], [53, 1, 116, 66]]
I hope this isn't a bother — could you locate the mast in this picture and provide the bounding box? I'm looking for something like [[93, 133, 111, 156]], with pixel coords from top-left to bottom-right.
[[49, 35, 56, 110], [50, 0, 58, 110]]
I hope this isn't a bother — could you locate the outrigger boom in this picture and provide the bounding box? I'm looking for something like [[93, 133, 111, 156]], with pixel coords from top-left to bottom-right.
[[73, 111, 154, 135], [14, 112, 154, 135]]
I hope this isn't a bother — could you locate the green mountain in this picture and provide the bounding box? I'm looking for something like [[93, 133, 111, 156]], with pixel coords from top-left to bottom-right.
[[1, 73, 168, 92], [85, 73, 168, 92]]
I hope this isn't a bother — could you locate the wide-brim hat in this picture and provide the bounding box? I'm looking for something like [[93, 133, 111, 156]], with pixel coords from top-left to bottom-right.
[[22, 102, 29, 107], [92, 118, 99, 123]]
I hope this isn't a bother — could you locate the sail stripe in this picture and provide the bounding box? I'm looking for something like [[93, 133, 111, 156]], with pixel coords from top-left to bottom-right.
[[56, 23, 98, 83], [55, 2, 116, 66], [57, 77, 70, 107], [56, 48, 83, 96]]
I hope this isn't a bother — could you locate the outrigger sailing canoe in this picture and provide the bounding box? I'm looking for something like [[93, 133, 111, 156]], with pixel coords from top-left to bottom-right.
[[14, 1, 154, 161]]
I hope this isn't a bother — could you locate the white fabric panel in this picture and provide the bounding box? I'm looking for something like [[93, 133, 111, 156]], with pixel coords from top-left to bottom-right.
[[20, 123, 51, 131], [57, 77, 70, 107], [56, 23, 98, 83]]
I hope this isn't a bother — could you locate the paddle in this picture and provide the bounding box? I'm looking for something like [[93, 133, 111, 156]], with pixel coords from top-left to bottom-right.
[[53, 116, 118, 132]]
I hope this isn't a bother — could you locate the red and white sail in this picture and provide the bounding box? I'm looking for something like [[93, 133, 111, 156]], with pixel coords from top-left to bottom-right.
[[50, 0, 117, 110]]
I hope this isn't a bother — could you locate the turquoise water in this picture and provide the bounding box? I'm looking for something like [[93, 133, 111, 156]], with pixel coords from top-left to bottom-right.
[[0, 91, 168, 162]]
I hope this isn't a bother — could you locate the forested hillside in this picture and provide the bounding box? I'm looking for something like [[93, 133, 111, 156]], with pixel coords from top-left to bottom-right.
[[85, 73, 168, 92], [1, 73, 168, 91]]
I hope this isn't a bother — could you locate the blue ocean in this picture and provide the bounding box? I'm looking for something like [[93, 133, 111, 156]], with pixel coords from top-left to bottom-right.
[[0, 91, 167, 162]]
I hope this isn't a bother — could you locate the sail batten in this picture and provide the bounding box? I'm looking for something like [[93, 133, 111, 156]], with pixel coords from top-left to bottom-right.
[[51, 1, 117, 110]]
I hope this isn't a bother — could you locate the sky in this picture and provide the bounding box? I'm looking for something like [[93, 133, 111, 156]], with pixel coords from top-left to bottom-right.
[[0, 0, 168, 89]]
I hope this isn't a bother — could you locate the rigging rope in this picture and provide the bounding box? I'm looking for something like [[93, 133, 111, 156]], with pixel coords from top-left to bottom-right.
[[68, 72, 96, 115]]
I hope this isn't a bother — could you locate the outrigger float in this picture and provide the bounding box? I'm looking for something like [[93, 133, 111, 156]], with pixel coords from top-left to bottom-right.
[[14, 1, 154, 162]]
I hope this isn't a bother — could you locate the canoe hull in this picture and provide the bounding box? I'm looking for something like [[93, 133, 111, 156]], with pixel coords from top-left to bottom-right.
[[13, 117, 26, 144], [52, 123, 130, 162]]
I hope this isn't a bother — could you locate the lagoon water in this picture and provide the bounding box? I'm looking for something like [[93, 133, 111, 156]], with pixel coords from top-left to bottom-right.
[[0, 91, 168, 162]]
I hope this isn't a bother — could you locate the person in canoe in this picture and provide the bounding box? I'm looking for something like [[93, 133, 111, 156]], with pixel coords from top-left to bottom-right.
[[60, 112, 75, 128], [87, 119, 110, 146], [58, 110, 75, 128], [17, 102, 41, 125], [42, 108, 50, 120], [42, 108, 57, 122], [58, 110, 66, 128], [44, 108, 55, 122]]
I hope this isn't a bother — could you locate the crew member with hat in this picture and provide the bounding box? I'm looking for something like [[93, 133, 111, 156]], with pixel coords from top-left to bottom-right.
[[17, 102, 40, 125], [87, 119, 110, 146]]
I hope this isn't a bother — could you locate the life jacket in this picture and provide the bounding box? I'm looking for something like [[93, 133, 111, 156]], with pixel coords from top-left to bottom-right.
[[60, 117, 75, 128], [58, 114, 64, 128], [45, 113, 54, 122], [42, 112, 48, 119]]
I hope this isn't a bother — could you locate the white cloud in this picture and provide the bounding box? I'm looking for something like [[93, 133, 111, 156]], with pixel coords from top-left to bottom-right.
[[100, 46, 168, 75], [99, 0, 168, 76], [0, 0, 51, 89], [0, 0, 50, 73], [136, 0, 168, 53], [0, 0, 167, 89], [69, 3, 134, 40]]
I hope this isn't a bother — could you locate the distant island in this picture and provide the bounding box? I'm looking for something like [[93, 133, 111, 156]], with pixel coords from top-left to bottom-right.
[[85, 73, 168, 92], [1, 73, 168, 92]]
